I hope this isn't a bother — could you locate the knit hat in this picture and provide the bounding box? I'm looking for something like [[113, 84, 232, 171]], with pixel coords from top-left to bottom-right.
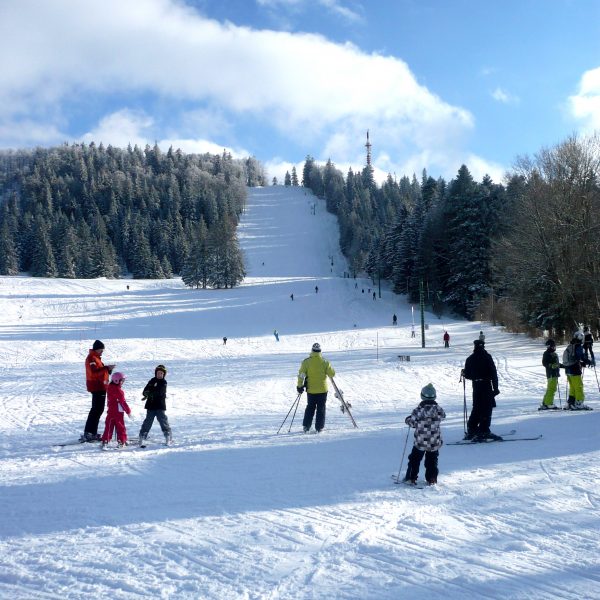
[[473, 339, 485, 348], [545, 338, 556, 348], [311, 343, 321, 352], [92, 340, 105, 350], [420, 383, 436, 400], [155, 364, 167, 376]]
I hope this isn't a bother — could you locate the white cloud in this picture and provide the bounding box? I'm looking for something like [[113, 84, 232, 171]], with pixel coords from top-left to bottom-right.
[[569, 67, 600, 132], [0, 0, 478, 179], [256, 0, 363, 23], [491, 87, 519, 105], [80, 108, 249, 157], [81, 110, 154, 148], [157, 138, 250, 158]]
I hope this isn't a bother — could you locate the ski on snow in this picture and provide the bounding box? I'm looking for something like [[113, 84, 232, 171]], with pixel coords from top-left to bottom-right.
[[447, 434, 542, 446], [329, 377, 358, 428], [390, 475, 427, 489], [53, 438, 101, 448]]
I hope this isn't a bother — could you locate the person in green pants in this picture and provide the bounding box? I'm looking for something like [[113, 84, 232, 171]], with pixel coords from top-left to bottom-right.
[[540, 339, 560, 410]]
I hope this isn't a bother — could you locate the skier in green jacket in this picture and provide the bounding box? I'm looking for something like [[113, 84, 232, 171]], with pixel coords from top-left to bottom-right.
[[297, 343, 336, 433]]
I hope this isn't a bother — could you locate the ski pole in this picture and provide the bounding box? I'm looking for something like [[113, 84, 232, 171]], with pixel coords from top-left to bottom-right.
[[394, 424, 410, 483], [288, 393, 301, 432], [593, 364, 600, 394], [277, 393, 301, 434], [557, 376, 562, 409], [460, 370, 467, 435]]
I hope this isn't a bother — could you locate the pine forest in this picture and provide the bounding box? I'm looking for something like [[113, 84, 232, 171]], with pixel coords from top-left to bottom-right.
[[0, 143, 267, 288]]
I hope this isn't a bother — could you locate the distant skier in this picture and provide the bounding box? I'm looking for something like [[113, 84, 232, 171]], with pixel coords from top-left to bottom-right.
[[315, 286, 319, 294], [443, 331, 450, 348], [478, 330, 485, 343], [462, 339, 501, 441], [100, 372, 131, 448], [372, 292, 376, 300], [540, 339, 560, 410], [402, 383, 446, 486], [223, 336, 227, 345], [139, 364, 172, 446], [290, 293, 294, 301], [83, 340, 115, 442], [274, 329, 280, 341], [562, 331, 591, 410], [583, 326, 595, 366], [297, 343, 336, 433], [393, 314, 397, 326]]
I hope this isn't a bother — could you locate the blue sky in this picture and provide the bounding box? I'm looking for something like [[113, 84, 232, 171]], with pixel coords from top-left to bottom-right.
[[1, 0, 599, 184]]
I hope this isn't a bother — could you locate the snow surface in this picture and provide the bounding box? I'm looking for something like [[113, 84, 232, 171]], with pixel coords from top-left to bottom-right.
[[1, 186, 600, 600]]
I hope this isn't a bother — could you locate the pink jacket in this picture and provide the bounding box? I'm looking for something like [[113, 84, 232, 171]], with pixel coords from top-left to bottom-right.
[[106, 383, 131, 416]]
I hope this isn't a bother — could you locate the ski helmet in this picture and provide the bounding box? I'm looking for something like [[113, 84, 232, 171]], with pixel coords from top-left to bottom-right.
[[420, 383, 437, 400], [311, 343, 321, 352], [111, 372, 126, 384], [155, 364, 167, 376], [92, 339, 105, 350], [545, 338, 556, 348]]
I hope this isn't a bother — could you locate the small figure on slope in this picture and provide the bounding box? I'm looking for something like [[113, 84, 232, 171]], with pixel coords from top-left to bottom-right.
[[100, 372, 131, 448], [297, 343, 335, 433], [462, 339, 501, 441], [443, 331, 450, 348], [562, 332, 591, 410], [139, 364, 172, 446], [403, 384, 446, 486], [540, 339, 560, 410]]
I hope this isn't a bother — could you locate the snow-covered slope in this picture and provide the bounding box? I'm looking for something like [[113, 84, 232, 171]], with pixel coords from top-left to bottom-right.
[[0, 186, 599, 599]]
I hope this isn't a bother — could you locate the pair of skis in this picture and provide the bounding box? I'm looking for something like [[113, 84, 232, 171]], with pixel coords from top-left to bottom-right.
[[447, 430, 542, 445]]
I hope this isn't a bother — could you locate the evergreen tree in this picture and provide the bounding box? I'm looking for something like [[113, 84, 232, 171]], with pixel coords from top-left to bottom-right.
[[30, 216, 57, 277], [0, 221, 19, 275]]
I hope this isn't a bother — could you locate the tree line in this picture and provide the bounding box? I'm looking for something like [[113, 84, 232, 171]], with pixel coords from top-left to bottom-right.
[[300, 134, 600, 337], [0, 143, 267, 288]]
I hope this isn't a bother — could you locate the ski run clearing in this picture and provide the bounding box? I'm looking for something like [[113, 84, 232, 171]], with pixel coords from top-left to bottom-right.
[[1, 186, 599, 600]]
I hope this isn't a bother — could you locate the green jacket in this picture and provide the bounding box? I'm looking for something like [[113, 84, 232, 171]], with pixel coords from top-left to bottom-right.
[[297, 352, 336, 394]]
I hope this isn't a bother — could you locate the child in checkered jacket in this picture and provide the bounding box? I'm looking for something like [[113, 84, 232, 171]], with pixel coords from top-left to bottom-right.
[[403, 383, 446, 486]]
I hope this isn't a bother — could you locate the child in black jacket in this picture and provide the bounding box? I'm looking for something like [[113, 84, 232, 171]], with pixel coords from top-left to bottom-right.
[[138, 364, 172, 446]]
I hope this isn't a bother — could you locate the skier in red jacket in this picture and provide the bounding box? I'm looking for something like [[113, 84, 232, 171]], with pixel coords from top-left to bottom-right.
[[100, 372, 132, 448], [83, 340, 115, 441]]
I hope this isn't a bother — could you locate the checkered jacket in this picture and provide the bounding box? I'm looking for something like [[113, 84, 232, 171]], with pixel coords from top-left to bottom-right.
[[405, 399, 446, 451]]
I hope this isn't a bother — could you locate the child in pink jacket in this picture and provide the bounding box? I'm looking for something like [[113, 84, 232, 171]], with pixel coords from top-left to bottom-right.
[[100, 372, 131, 448]]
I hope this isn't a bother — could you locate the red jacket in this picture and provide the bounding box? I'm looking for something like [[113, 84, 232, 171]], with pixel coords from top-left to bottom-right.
[[106, 383, 131, 416], [85, 349, 110, 392]]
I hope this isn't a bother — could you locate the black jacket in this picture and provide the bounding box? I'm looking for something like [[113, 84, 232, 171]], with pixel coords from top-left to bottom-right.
[[143, 377, 168, 411], [542, 348, 560, 379], [463, 347, 499, 393]]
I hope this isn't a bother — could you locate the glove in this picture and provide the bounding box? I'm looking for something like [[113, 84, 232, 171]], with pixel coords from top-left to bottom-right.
[[493, 389, 500, 397], [296, 386, 304, 394], [404, 416, 411, 426]]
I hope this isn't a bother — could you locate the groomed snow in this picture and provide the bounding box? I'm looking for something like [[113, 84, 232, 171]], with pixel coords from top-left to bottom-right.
[[1, 186, 599, 600]]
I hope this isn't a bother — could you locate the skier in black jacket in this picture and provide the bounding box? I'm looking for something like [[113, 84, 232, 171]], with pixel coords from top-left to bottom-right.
[[462, 339, 501, 441], [138, 364, 172, 445]]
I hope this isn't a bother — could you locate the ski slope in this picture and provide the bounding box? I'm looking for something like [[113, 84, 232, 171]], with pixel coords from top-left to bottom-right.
[[1, 186, 599, 600]]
